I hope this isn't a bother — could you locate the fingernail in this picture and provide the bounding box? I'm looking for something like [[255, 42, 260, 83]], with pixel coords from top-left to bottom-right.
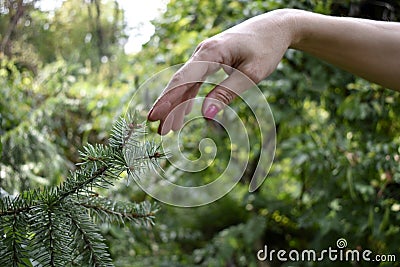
[[204, 104, 219, 119]]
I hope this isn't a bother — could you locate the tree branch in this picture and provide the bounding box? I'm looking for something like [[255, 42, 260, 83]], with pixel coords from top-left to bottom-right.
[[1, 0, 25, 56], [79, 202, 155, 219]]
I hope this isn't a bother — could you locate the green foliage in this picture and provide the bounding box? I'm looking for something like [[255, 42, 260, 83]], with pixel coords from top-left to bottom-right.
[[123, 1, 400, 266], [0, 114, 161, 267], [0, 0, 125, 70], [2, 0, 400, 266]]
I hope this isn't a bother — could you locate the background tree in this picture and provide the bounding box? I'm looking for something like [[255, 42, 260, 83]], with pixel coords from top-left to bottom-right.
[[1, 0, 399, 266], [125, 1, 400, 266], [1, 113, 160, 266], [1, 1, 151, 265]]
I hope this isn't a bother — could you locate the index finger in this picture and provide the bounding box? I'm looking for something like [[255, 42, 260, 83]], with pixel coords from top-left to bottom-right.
[[147, 61, 222, 122]]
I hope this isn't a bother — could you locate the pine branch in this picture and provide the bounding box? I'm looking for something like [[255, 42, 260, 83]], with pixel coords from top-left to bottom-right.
[[29, 202, 73, 267], [108, 114, 143, 149], [0, 113, 164, 266], [0, 211, 31, 267], [76, 197, 158, 226], [57, 165, 110, 203], [68, 207, 114, 267], [0, 194, 33, 216]]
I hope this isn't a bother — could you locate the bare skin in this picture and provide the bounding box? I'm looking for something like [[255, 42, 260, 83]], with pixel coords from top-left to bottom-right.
[[147, 9, 400, 135]]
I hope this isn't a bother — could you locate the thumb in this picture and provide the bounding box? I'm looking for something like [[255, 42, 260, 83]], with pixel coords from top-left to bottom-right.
[[202, 69, 255, 119]]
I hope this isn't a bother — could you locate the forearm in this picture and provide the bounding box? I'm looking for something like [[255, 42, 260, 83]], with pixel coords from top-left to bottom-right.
[[287, 10, 400, 91]]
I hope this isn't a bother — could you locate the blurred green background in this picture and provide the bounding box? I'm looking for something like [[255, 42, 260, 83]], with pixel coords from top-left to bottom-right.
[[1, 0, 399, 266]]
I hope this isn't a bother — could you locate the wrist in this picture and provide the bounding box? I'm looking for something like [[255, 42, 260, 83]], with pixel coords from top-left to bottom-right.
[[287, 9, 326, 51], [266, 9, 316, 51], [262, 9, 307, 49]]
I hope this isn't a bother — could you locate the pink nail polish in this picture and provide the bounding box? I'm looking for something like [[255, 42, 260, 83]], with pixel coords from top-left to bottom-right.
[[204, 104, 219, 119]]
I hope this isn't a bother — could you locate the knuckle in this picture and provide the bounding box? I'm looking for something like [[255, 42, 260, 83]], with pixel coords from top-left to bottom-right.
[[214, 87, 236, 105], [199, 38, 220, 51], [169, 71, 184, 88], [193, 38, 222, 60]]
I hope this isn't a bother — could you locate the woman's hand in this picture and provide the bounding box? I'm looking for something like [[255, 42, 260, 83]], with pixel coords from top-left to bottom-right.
[[147, 9, 296, 135], [148, 9, 400, 135]]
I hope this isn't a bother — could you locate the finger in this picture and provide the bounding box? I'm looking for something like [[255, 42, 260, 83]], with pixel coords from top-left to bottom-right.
[[148, 99, 172, 121], [158, 113, 174, 135], [185, 98, 194, 115], [171, 83, 201, 131], [184, 82, 201, 115], [221, 63, 234, 76], [202, 69, 254, 119], [148, 80, 197, 122], [148, 61, 216, 122], [165, 61, 211, 93], [171, 101, 187, 131]]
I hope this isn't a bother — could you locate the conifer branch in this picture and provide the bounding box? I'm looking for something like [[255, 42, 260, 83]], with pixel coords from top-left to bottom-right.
[[76, 198, 157, 226], [57, 165, 109, 203], [0, 113, 163, 266], [0, 211, 30, 267], [68, 209, 113, 267], [0, 196, 32, 216]]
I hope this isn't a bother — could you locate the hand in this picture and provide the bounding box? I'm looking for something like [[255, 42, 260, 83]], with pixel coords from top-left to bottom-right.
[[147, 9, 296, 135]]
